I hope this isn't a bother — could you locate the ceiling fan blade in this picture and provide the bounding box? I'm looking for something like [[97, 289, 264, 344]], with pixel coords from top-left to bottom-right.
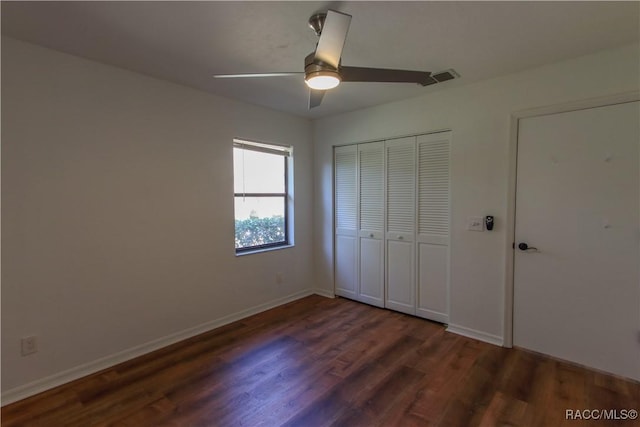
[[213, 72, 303, 78], [309, 89, 325, 109], [314, 10, 352, 69], [340, 66, 437, 86]]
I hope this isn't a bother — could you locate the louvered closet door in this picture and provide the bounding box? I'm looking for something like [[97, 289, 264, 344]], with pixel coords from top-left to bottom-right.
[[416, 132, 451, 323], [385, 137, 416, 315], [334, 145, 358, 298], [358, 141, 385, 307]]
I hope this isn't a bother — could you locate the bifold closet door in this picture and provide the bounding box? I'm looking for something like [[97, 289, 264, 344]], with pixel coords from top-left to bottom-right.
[[358, 141, 385, 307], [385, 137, 416, 314], [334, 145, 358, 299], [416, 132, 451, 323]]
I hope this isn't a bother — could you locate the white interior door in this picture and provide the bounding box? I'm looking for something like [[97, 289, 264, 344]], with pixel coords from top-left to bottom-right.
[[514, 101, 640, 381]]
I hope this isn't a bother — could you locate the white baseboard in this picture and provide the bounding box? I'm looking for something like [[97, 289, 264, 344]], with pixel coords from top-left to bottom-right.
[[313, 288, 335, 298], [1, 289, 316, 406], [415, 308, 448, 324], [446, 323, 504, 347]]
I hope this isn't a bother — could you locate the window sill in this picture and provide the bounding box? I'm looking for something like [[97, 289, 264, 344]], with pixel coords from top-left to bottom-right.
[[235, 244, 294, 257]]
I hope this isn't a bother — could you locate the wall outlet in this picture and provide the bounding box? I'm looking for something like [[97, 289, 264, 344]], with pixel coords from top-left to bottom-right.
[[276, 272, 284, 284], [467, 216, 484, 231], [21, 336, 38, 356]]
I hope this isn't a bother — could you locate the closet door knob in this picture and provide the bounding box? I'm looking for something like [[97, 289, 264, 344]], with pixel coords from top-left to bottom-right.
[[369, 233, 374, 238], [398, 235, 404, 240]]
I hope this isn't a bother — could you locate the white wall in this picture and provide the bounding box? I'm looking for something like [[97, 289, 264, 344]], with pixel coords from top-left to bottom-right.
[[1, 38, 314, 399], [313, 43, 640, 343]]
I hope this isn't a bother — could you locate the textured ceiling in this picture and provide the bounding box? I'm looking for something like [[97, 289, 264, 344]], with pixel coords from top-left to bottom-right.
[[2, 1, 639, 119]]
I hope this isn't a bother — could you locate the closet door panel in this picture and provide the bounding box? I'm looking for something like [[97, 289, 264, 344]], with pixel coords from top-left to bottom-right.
[[416, 132, 451, 322], [334, 145, 358, 298], [385, 137, 416, 314], [358, 141, 385, 307]]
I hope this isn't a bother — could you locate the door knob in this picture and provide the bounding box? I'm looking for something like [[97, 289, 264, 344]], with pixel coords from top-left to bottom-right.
[[369, 233, 374, 238], [518, 242, 538, 251]]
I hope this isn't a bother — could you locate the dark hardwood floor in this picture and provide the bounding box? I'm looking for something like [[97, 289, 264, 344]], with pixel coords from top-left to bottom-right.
[[2, 295, 639, 426]]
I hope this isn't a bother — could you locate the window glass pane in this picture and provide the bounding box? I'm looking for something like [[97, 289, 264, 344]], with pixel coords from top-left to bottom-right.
[[233, 148, 285, 193], [234, 196, 286, 249]]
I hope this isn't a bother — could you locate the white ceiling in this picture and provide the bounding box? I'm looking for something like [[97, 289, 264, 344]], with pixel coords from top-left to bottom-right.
[[2, 1, 639, 119]]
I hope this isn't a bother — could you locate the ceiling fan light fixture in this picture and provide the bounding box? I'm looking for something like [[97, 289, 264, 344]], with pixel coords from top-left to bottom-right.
[[305, 70, 341, 90]]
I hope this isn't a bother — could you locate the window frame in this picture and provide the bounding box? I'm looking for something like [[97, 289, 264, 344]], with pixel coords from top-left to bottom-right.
[[233, 139, 292, 253]]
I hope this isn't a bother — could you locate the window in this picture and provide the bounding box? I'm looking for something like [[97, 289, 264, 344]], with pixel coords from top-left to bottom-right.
[[233, 139, 292, 253]]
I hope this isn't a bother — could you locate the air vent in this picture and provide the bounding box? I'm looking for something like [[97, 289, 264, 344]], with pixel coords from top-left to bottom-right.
[[423, 75, 438, 86], [432, 69, 459, 83]]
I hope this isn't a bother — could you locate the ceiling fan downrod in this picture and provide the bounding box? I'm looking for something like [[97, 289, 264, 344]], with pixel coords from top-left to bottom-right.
[[308, 13, 327, 36]]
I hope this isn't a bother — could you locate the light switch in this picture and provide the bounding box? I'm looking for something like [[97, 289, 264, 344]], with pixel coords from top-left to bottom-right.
[[467, 216, 484, 231]]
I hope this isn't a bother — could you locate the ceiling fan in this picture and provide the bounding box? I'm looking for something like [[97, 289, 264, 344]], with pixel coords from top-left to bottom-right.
[[214, 10, 458, 109]]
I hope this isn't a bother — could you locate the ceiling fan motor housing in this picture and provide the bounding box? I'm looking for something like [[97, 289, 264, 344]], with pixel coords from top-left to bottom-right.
[[304, 52, 341, 83], [304, 52, 337, 73]]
